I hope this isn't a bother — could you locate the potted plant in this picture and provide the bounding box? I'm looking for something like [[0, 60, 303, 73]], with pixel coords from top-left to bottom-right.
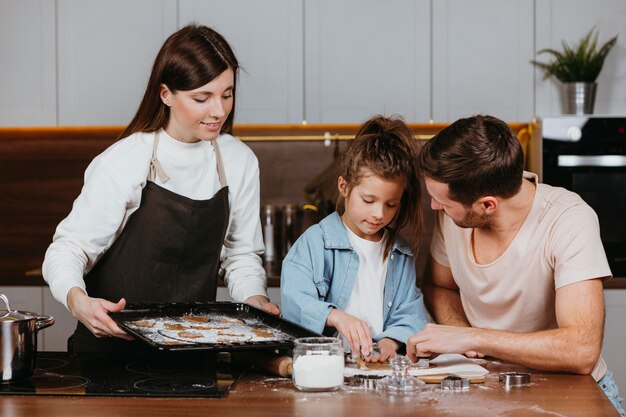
[[531, 27, 618, 114]]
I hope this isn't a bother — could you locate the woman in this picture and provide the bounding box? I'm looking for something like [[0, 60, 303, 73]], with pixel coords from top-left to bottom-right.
[[42, 24, 279, 352]]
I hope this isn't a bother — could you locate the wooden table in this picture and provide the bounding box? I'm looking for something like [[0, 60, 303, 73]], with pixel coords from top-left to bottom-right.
[[0, 359, 618, 417]]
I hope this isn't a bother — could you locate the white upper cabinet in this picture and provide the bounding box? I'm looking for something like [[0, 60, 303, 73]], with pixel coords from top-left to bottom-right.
[[1, 1, 625, 126], [304, 0, 431, 124], [535, 0, 626, 117], [0, 0, 56, 126], [180, 0, 304, 124], [432, 0, 534, 123], [56, 0, 177, 125]]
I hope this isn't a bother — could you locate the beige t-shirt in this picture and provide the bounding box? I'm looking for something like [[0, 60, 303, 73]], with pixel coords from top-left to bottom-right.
[[430, 172, 612, 380]]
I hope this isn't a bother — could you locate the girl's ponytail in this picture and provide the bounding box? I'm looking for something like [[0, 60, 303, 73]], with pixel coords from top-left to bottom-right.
[[337, 115, 423, 258]]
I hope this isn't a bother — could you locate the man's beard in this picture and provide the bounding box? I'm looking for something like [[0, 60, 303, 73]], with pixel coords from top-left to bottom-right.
[[453, 208, 491, 228]]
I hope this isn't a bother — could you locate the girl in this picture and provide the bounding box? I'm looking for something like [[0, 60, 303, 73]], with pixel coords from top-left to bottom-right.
[[42, 25, 278, 352], [281, 115, 428, 361]]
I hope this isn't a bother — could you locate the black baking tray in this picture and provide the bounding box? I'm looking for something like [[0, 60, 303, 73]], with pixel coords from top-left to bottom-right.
[[110, 301, 319, 351]]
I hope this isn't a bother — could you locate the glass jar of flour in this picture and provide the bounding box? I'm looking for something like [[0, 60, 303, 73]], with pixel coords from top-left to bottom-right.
[[292, 337, 344, 391]]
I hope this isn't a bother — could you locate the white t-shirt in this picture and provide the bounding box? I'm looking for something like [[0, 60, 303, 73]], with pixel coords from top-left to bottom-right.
[[42, 129, 267, 309], [430, 172, 612, 380], [343, 224, 388, 345]]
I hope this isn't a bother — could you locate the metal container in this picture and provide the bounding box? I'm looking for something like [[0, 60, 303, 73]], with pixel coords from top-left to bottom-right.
[[0, 294, 54, 382], [563, 82, 597, 115]]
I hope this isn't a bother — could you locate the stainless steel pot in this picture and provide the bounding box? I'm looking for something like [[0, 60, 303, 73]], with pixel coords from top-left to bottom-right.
[[0, 294, 54, 382]]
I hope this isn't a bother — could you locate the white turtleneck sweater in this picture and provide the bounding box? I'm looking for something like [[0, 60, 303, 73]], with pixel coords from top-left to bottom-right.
[[42, 129, 267, 309]]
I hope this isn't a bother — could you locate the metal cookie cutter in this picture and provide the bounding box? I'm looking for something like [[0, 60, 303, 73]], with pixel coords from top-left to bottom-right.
[[345, 374, 384, 390], [499, 372, 531, 388], [350, 342, 381, 362], [440, 375, 470, 391]]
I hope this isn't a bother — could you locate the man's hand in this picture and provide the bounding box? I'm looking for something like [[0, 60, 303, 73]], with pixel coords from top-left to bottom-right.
[[244, 295, 281, 315], [67, 286, 134, 340], [326, 309, 373, 357], [464, 350, 485, 358], [406, 323, 480, 362]]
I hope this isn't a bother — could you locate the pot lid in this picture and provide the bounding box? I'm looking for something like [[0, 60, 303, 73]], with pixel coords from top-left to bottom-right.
[[0, 309, 38, 323], [0, 294, 38, 322]]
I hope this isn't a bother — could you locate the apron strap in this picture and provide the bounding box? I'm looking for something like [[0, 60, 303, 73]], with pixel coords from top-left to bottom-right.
[[148, 132, 170, 183], [148, 131, 227, 188], [211, 139, 228, 189]]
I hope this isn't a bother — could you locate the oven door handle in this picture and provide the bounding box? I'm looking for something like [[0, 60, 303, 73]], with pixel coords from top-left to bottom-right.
[[557, 155, 626, 167]]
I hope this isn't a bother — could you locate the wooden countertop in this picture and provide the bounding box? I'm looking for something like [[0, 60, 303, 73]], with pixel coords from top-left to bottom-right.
[[0, 359, 618, 417]]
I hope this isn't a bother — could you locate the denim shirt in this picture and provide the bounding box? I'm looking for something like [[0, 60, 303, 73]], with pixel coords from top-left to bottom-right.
[[280, 212, 427, 345]]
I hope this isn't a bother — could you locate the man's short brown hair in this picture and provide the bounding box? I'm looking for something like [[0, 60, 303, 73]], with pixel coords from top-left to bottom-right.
[[418, 115, 524, 206]]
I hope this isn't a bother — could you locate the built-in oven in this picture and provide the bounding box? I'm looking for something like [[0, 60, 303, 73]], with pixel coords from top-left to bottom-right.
[[539, 116, 626, 278]]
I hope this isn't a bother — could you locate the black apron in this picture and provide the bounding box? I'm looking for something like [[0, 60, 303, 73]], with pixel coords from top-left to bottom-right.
[[70, 132, 230, 352]]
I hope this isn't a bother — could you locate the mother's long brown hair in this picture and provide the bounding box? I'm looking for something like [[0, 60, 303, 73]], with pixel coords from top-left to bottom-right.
[[337, 115, 422, 258], [119, 25, 239, 139]]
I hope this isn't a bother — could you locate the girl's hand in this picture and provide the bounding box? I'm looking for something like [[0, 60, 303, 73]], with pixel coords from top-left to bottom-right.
[[364, 338, 398, 363], [67, 287, 134, 340], [326, 309, 373, 357]]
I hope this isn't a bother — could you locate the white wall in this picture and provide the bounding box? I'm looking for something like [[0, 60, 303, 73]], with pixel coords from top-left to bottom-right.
[[1, 0, 625, 126]]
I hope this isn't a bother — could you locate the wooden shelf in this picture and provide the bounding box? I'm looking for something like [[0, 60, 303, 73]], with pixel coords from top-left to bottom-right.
[[0, 122, 531, 142]]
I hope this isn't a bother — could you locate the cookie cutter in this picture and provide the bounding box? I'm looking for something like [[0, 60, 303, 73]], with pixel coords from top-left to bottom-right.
[[440, 375, 470, 391], [350, 342, 381, 361], [345, 374, 384, 390], [499, 372, 531, 388]]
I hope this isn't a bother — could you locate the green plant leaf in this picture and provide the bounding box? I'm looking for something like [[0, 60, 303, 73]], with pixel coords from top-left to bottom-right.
[[531, 28, 618, 83]]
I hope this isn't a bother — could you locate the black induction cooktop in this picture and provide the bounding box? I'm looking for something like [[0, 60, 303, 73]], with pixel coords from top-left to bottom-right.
[[0, 351, 243, 398]]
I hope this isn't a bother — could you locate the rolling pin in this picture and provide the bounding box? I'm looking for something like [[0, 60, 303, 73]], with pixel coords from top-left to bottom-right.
[[233, 351, 293, 377]]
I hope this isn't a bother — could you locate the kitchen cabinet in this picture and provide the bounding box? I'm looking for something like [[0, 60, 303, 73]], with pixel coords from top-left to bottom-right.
[[535, 0, 626, 116], [56, 0, 177, 125], [0, 0, 56, 126], [180, 0, 432, 124], [603, 289, 626, 395], [431, 0, 534, 122], [179, 0, 304, 124], [3, 0, 626, 127], [304, 0, 430, 124]]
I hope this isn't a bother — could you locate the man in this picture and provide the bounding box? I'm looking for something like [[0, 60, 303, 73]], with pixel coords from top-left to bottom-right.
[[407, 115, 624, 415]]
